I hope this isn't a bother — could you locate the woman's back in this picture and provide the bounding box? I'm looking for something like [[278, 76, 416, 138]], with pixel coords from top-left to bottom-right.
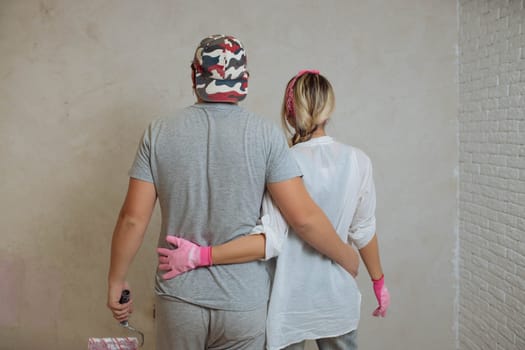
[[266, 136, 376, 350]]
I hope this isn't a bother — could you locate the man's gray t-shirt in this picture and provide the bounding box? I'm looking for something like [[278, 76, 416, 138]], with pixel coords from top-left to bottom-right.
[[129, 103, 301, 311]]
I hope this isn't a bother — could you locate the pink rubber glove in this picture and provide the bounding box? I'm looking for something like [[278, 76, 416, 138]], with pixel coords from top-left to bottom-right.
[[372, 275, 390, 317], [157, 236, 212, 280]]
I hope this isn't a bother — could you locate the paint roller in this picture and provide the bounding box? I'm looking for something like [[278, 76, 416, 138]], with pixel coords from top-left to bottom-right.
[[87, 290, 145, 350]]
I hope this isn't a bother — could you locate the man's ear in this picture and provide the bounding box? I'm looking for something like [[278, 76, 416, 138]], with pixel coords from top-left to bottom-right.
[[191, 64, 196, 88]]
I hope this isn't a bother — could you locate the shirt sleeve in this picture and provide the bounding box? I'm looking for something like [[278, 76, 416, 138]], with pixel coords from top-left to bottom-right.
[[128, 124, 154, 183], [348, 156, 377, 249], [249, 192, 289, 260], [265, 124, 302, 183]]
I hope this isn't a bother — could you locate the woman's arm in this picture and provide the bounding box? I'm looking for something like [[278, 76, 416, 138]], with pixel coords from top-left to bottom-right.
[[164, 177, 360, 276], [359, 234, 390, 317], [349, 156, 390, 317], [358, 234, 383, 280], [157, 192, 286, 279], [211, 234, 266, 264], [107, 178, 156, 323], [158, 233, 268, 280]]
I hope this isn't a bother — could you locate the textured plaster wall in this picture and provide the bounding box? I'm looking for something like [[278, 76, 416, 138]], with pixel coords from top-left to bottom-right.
[[0, 1, 458, 349]]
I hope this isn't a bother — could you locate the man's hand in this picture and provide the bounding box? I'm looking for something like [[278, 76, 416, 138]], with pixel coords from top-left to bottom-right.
[[107, 282, 133, 323]]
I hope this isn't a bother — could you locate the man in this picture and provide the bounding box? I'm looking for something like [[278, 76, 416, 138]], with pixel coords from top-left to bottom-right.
[[107, 34, 359, 349]]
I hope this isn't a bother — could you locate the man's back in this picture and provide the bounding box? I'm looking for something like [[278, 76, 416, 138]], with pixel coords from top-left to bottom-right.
[[129, 102, 300, 310]]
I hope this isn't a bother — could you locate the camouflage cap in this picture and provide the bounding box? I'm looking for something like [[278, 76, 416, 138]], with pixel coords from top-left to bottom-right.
[[192, 34, 248, 103]]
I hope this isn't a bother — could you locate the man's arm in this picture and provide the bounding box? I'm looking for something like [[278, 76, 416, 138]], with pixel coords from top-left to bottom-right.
[[107, 178, 156, 322], [267, 177, 359, 276]]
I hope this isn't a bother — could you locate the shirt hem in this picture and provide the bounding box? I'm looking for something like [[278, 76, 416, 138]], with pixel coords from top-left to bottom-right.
[[155, 291, 268, 312], [267, 323, 359, 350]]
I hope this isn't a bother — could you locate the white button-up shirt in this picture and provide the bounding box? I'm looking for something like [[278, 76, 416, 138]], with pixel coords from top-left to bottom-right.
[[252, 136, 377, 349]]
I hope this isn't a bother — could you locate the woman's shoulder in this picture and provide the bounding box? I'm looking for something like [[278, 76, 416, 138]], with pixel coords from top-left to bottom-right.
[[334, 142, 373, 169]]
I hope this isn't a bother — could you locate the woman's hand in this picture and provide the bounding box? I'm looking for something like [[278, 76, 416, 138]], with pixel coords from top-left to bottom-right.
[[157, 236, 212, 279], [372, 275, 390, 317]]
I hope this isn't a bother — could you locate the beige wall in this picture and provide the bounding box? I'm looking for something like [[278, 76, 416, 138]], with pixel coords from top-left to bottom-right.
[[0, 1, 458, 349]]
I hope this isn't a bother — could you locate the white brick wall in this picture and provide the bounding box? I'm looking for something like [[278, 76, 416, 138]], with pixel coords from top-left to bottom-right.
[[458, 1, 525, 349]]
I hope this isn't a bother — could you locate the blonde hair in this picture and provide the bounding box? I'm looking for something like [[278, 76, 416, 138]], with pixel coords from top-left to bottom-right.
[[281, 73, 335, 146]]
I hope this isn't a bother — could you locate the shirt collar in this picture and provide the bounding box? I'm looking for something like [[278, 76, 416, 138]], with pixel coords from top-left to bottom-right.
[[297, 136, 334, 146]]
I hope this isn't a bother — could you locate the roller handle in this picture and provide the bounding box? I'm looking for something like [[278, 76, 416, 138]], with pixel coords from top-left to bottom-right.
[[118, 289, 131, 326], [119, 289, 131, 304]]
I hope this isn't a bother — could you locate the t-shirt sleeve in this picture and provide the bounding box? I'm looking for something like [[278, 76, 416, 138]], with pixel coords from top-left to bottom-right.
[[265, 124, 302, 183], [249, 191, 289, 260], [128, 124, 154, 183], [348, 155, 377, 249]]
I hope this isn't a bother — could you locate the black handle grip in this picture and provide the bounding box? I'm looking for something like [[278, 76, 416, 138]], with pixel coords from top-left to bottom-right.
[[119, 289, 131, 304]]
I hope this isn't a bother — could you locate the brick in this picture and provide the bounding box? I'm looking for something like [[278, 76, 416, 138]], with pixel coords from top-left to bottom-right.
[[507, 107, 524, 119], [498, 167, 520, 179], [506, 293, 525, 312], [500, 151, 521, 167], [509, 81, 525, 95], [507, 226, 523, 241], [498, 120, 519, 132], [499, 71, 521, 85], [517, 335, 525, 350], [460, 152, 473, 162], [489, 175, 509, 189], [486, 250, 506, 269], [508, 179, 525, 192], [507, 202, 524, 217], [495, 331, 516, 350], [497, 211, 518, 227], [487, 131, 510, 144], [505, 270, 525, 289], [488, 85, 509, 98], [506, 97, 525, 111], [472, 254, 489, 269], [482, 183, 500, 198], [507, 157, 525, 169], [488, 303, 508, 326], [465, 163, 481, 174], [508, 248, 525, 267], [507, 317, 525, 340], [505, 131, 524, 144], [508, 0, 523, 14], [472, 152, 489, 163], [516, 264, 525, 279], [461, 267, 473, 281], [519, 120, 525, 132], [489, 220, 508, 236], [487, 155, 507, 167]]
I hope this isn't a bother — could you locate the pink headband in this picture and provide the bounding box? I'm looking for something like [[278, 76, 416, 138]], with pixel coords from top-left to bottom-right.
[[285, 69, 320, 119]]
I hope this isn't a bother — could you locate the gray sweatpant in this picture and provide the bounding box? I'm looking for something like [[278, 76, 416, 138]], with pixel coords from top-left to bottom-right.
[[284, 330, 358, 350], [155, 295, 266, 350]]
